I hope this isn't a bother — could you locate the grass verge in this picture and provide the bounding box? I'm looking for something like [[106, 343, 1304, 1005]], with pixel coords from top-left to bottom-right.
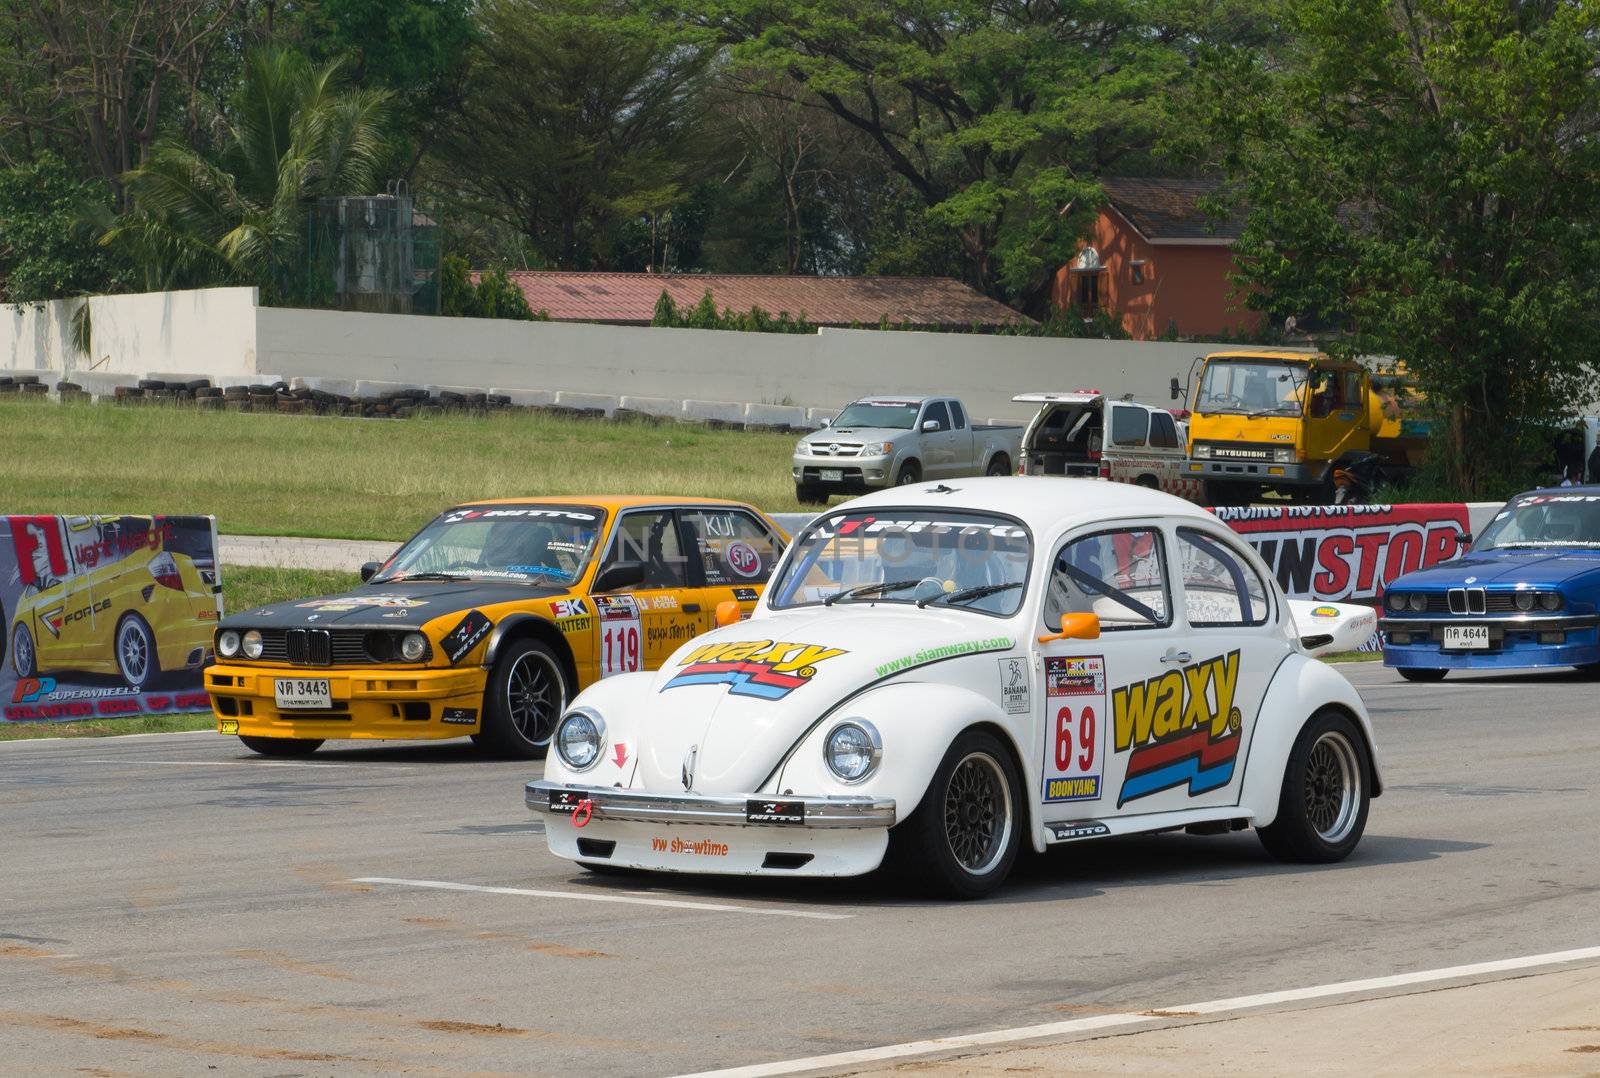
[[1322, 651, 1384, 663], [0, 399, 805, 541], [1, 565, 361, 741]]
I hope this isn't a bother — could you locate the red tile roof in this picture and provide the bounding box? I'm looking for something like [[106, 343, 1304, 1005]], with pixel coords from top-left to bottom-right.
[[499, 272, 1031, 327], [1100, 177, 1245, 242]]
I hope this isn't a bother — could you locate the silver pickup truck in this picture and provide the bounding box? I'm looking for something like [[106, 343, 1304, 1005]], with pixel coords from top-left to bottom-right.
[[791, 396, 1024, 504]]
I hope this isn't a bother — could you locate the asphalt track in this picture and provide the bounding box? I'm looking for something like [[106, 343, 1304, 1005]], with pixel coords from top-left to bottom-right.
[[4, 662, 1599, 1076]]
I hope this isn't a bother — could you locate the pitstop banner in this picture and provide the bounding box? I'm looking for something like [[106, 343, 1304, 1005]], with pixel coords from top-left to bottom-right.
[[1, 515, 221, 722], [1213, 503, 1472, 648]]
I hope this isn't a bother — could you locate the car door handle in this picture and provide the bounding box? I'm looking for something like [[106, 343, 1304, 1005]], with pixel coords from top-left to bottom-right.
[[1160, 650, 1192, 664], [683, 603, 701, 613]]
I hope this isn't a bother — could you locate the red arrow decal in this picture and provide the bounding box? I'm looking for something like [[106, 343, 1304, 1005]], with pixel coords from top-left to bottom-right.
[[613, 743, 628, 768]]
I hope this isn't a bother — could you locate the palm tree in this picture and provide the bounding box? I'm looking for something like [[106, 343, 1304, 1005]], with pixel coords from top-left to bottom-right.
[[101, 47, 390, 304]]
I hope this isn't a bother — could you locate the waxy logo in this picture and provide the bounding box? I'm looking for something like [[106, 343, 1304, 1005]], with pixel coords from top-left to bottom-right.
[[663, 640, 847, 700], [1113, 650, 1242, 807]]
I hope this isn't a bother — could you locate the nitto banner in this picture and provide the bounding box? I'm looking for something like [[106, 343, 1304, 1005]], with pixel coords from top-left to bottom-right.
[[1213, 503, 1472, 648], [1, 515, 221, 722]]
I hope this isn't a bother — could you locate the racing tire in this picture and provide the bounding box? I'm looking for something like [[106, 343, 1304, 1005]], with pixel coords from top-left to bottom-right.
[[1397, 667, 1447, 683], [794, 482, 828, 506], [985, 455, 1011, 477], [478, 638, 567, 759], [1257, 709, 1371, 863], [113, 613, 160, 690], [12, 621, 35, 678], [896, 461, 922, 486], [239, 735, 324, 756], [889, 729, 1023, 899]]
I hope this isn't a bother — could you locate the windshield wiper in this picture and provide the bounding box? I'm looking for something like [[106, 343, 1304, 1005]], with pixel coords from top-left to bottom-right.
[[823, 579, 923, 606], [918, 582, 1023, 608], [386, 572, 472, 582]]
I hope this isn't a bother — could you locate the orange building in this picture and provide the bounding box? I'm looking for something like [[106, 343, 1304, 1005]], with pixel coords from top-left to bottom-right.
[[1052, 177, 1264, 341]]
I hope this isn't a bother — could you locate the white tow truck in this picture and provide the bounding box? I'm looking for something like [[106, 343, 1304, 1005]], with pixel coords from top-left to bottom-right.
[[1016, 391, 1199, 500]]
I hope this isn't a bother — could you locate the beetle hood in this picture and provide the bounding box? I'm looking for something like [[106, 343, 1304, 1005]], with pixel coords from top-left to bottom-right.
[[635, 608, 1018, 793]]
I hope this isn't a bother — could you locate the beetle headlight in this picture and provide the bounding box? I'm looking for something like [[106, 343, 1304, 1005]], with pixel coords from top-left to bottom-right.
[[555, 708, 605, 771], [1514, 591, 1535, 611], [400, 632, 428, 662], [1540, 592, 1562, 611], [824, 720, 881, 783], [1408, 592, 1426, 612], [242, 630, 263, 659], [217, 630, 241, 658]]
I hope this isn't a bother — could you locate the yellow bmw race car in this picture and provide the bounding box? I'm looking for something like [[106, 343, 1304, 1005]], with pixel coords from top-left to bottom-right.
[[8, 516, 218, 690], [206, 497, 787, 757]]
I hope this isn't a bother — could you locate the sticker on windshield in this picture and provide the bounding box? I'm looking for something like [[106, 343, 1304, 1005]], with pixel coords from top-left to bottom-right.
[[725, 541, 762, 578]]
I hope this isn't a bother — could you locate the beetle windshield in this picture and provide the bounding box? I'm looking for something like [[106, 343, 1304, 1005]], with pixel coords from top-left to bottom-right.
[[1196, 360, 1306, 416], [833, 402, 921, 429], [769, 510, 1031, 616], [373, 504, 605, 584], [1475, 493, 1600, 550]]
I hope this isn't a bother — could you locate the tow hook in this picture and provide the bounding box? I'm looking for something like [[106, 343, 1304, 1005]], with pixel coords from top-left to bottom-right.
[[571, 798, 593, 828]]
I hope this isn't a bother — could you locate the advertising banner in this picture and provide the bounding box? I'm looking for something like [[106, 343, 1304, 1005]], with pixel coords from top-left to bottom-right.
[[1213, 503, 1473, 648], [1, 515, 221, 722]]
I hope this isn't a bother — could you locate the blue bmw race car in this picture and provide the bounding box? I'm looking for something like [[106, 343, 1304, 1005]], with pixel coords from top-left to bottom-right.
[[1380, 488, 1600, 680]]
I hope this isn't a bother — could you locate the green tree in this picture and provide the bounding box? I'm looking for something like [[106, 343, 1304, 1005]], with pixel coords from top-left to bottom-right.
[[665, 0, 1249, 305], [0, 154, 126, 302], [438, 254, 548, 319], [101, 47, 390, 303], [431, 0, 713, 270], [1204, 0, 1600, 495]]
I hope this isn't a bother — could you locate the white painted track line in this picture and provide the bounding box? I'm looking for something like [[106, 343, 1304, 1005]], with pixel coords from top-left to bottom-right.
[[78, 758, 412, 769], [354, 876, 853, 920], [677, 944, 1600, 1077]]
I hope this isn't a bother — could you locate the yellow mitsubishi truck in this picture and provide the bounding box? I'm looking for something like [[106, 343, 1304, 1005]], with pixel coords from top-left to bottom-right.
[[1174, 349, 1427, 505]]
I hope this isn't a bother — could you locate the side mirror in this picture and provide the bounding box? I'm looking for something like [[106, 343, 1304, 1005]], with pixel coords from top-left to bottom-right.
[[1170, 376, 1182, 401], [921, 419, 940, 432], [715, 600, 741, 627], [820, 416, 832, 428], [360, 561, 380, 582], [593, 561, 645, 592], [1037, 612, 1100, 644], [1459, 532, 1473, 548]]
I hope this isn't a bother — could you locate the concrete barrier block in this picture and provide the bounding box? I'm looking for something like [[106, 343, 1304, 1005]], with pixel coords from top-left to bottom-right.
[[492, 388, 557, 408], [683, 399, 748, 425], [71, 372, 139, 398], [618, 395, 685, 419], [743, 403, 808, 428], [290, 376, 359, 397], [554, 391, 619, 415], [354, 379, 426, 399]]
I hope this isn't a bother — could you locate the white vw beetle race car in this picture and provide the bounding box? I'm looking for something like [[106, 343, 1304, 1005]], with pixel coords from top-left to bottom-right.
[[528, 479, 1380, 897]]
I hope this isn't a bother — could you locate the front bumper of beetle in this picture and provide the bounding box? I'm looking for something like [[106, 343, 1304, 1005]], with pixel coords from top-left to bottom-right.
[[526, 780, 896, 828], [528, 781, 896, 877]]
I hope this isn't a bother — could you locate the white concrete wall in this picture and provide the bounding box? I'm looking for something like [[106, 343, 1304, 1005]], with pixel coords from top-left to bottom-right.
[[5, 287, 1204, 418], [1, 287, 259, 379]]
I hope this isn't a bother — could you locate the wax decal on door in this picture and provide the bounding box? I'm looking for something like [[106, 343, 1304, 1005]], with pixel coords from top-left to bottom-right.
[[1112, 649, 1242, 808], [1042, 656, 1105, 802], [597, 594, 642, 677]]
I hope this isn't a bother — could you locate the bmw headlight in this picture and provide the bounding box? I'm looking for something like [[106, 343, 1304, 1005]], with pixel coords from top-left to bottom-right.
[[1514, 591, 1535, 611], [1386, 591, 1406, 611], [400, 632, 428, 662], [242, 629, 263, 659], [555, 708, 605, 771], [824, 720, 881, 783], [217, 630, 241, 658], [1408, 592, 1426, 612], [1540, 592, 1562, 611]]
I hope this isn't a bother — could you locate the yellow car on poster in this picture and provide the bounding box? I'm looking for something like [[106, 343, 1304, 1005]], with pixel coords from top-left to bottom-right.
[[7, 515, 219, 690], [205, 497, 787, 758]]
